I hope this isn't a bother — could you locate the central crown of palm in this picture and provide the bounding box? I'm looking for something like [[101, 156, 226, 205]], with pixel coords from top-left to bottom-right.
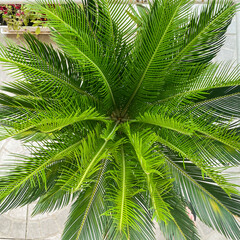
[[0, 0, 240, 239]]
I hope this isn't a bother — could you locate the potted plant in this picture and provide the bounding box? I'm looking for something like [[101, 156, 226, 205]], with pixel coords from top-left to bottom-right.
[[0, 3, 49, 35], [0, 0, 239, 239]]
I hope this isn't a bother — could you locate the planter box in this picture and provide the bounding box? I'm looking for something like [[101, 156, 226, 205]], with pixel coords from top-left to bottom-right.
[[0, 26, 50, 35]]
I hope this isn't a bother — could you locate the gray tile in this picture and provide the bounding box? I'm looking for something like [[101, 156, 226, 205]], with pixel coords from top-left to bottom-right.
[[225, 166, 240, 174], [0, 215, 11, 236], [214, 48, 236, 62], [7, 206, 27, 221], [224, 35, 237, 50], [0, 65, 15, 83], [236, 11, 240, 63], [154, 220, 166, 240], [26, 221, 42, 239], [45, 234, 62, 240], [40, 219, 59, 238], [3, 139, 27, 155], [197, 219, 214, 238], [207, 231, 228, 240], [227, 16, 237, 34], [8, 220, 26, 239], [27, 203, 68, 238], [55, 208, 69, 230], [28, 203, 56, 221], [0, 239, 24, 240]]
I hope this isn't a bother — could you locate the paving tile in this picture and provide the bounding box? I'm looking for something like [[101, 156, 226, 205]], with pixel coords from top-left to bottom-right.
[[227, 16, 237, 34], [0, 208, 27, 239], [26, 221, 42, 239], [0, 239, 23, 240], [154, 220, 166, 240], [55, 207, 70, 230], [197, 219, 230, 240], [0, 139, 6, 150], [0, 149, 12, 176], [8, 220, 26, 239], [236, 12, 240, 63], [7, 206, 28, 221], [28, 203, 56, 221], [26, 203, 70, 239], [0, 215, 11, 237], [40, 219, 59, 239], [0, 239, 25, 240], [224, 35, 237, 50], [45, 233, 62, 240], [207, 232, 228, 240], [197, 219, 216, 238], [27, 204, 62, 239], [0, 65, 15, 83], [214, 48, 236, 62]]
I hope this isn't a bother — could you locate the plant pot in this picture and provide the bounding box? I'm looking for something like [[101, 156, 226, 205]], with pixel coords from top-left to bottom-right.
[[0, 26, 50, 35]]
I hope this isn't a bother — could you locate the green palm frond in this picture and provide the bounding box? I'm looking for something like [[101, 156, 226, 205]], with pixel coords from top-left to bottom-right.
[[0, 180, 47, 214], [175, 91, 240, 128], [0, 139, 80, 199], [0, 42, 88, 101], [33, 189, 75, 215], [125, 127, 173, 223], [122, 0, 192, 113], [0, 158, 64, 214], [156, 129, 239, 193], [157, 0, 236, 102], [161, 148, 240, 240], [32, 0, 133, 109], [136, 111, 195, 135], [159, 193, 200, 240], [160, 62, 240, 104], [105, 146, 142, 237], [0, 0, 240, 239], [55, 123, 119, 194], [32, 173, 80, 215], [0, 107, 105, 141], [62, 159, 107, 240]]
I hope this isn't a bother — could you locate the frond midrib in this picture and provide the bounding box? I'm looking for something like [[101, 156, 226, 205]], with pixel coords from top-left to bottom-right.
[[176, 92, 240, 112], [156, 77, 240, 105], [119, 145, 126, 231], [21, 44, 97, 102], [171, 217, 187, 240]]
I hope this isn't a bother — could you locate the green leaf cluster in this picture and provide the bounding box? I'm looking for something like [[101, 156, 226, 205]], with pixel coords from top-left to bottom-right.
[[0, 0, 240, 239]]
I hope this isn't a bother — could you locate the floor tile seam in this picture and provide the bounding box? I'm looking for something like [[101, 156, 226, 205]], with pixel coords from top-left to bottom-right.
[[25, 205, 29, 240]]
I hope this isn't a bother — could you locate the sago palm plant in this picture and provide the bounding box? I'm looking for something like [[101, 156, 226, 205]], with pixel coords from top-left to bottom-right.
[[0, 0, 240, 239]]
